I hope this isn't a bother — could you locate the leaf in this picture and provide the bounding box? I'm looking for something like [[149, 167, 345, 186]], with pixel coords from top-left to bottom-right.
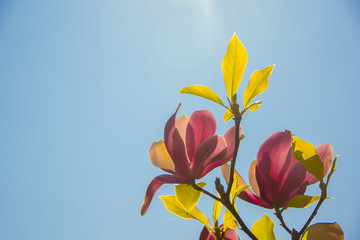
[[283, 195, 324, 210], [212, 195, 222, 225], [229, 174, 251, 203], [243, 65, 274, 108], [160, 195, 210, 228], [301, 222, 344, 240], [223, 208, 239, 230], [222, 33, 247, 101], [229, 173, 239, 202], [251, 214, 277, 240], [233, 185, 251, 199], [292, 136, 324, 181], [247, 100, 263, 112], [179, 85, 226, 108], [175, 182, 206, 212], [224, 109, 234, 123]]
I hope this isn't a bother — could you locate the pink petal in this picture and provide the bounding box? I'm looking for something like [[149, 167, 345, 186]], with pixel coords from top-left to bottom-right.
[[221, 164, 272, 208], [224, 228, 240, 240], [171, 128, 191, 177], [255, 130, 294, 205], [257, 130, 293, 181], [199, 227, 216, 240], [224, 125, 243, 159], [140, 174, 188, 216], [248, 160, 260, 197], [276, 160, 308, 207], [192, 135, 227, 178], [186, 110, 217, 164], [164, 104, 181, 157], [198, 159, 228, 179], [255, 154, 282, 206], [303, 144, 334, 185], [239, 191, 273, 209]]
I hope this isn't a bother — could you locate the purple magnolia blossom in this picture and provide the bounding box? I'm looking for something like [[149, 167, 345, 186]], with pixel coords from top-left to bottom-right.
[[199, 226, 239, 240], [141, 105, 242, 216], [222, 130, 333, 209]]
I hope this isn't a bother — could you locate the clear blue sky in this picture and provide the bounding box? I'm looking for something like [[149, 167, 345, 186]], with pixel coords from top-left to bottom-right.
[[0, 0, 359, 239]]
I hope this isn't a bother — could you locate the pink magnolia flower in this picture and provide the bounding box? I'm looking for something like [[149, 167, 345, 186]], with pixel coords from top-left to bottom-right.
[[199, 226, 239, 240], [141, 105, 242, 216], [222, 130, 333, 209]]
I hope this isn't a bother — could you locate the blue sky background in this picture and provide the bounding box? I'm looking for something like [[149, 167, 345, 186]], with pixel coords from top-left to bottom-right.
[[0, 0, 359, 239]]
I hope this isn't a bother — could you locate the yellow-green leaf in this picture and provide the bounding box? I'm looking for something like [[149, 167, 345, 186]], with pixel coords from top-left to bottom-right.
[[247, 101, 262, 111], [251, 214, 277, 240], [292, 136, 324, 181], [223, 208, 238, 230], [233, 185, 251, 200], [301, 222, 344, 240], [229, 173, 239, 202], [212, 196, 222, 225], [175, 182, 206, 212], [224, 109, 234, 123], [159, 195, 210, 228], [222, 33, 247, 101], [282, 195, 324, 211], [179, 85, 226, 108], [243, 65, 274, 108]]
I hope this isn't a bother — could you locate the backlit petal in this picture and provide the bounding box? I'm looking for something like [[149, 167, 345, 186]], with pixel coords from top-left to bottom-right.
[[257, 130, 293, 181], [140, 174, 188, 216], [175, 115, 189, 142], [248, 160, 260, 196], [224, 228, 240, 240], [186, 110, 216, 163], [193, 136, 227, 178], [172, 128, 191, 177], [221, 164, 272, 208], [149, 140, 175, 172], [221, 163, 248, 187], [199, 227, 216, 240], [164, 104, 181, 157]]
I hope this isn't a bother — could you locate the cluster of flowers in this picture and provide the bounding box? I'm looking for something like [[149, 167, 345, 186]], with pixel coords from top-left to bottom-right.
[[140, 33, 343, 240]]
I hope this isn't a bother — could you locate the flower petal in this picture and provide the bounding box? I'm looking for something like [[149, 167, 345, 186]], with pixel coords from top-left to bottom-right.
[[192, 135, 227, 178], [186, 110, 217, 164], [164, 104, 181, 157], [276, 160, 308, 207], [175, 115, 189, 142], [149, 140, 175, 173], [198, 159, 228, 179], [199, 227, 216, 240], [257, 130, 293, 181], [221, 164, 272, 208], [248, 160, 260, 196], [224, 228, 240, 240], [172, 128, 191, 177], [140, 174, 188, 216], [221, 163, 248, 188], [224, 125, 243, 159]]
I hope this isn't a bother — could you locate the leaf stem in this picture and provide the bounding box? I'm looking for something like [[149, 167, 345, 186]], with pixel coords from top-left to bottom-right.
[[190, 180, 221, 202], [225, 114, 242, 197]]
